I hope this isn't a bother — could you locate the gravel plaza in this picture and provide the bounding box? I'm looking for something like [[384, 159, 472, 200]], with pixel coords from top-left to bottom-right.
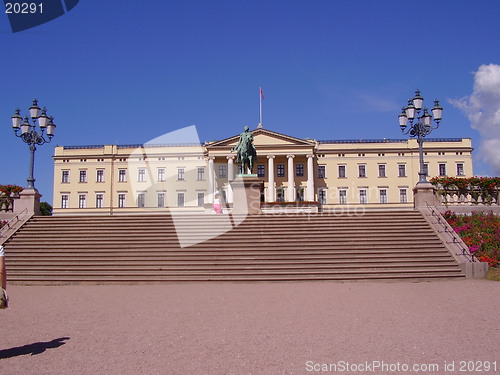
[[1, 280, 499, 375]]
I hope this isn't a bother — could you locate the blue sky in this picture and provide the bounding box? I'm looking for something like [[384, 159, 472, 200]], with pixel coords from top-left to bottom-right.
[[1, 0, 500, 204]]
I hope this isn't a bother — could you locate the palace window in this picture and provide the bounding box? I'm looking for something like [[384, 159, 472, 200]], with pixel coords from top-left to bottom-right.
[[96, 193, 104, 208], [157, 193, 165, 208], [318, 189, 327, 205], [338, 165, 346, 178], [296, 164, 304, 177], [276, 187, 285, 202], [439, 163, 447, 176], [96, 169, 104, 183], [379, 189, 388, 204], [359, 189, 367, 204], [296, 187, 305, 201], [177, 192, 185, 207], [78, 194, 86, 208], [318, 165, 326, 178], [197, 192, 205, 207], [61, 194, 69, 209], [118, 193, 126, 208], [197, 167, 205, 181], [219, 165, 227, 178], [177, 168, 185, 181], [339, 189, 347, 204], [158, 168, 166, 182], [118, 169, 127, 182], [358, 165, 366, 178], [277, 164, 285, 177], [399, 188, 408, 203], [257, 165, 265, 178], [138, 168, 146, 182], [79, 170, 87, 183], [378, 164, 386, 178], [61, 170, 70, 183], [398, 164, 406, 177], [137, 193, 146, 208], [456, 163, 464, 176]]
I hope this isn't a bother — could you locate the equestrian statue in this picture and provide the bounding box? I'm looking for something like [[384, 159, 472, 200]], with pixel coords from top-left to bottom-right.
[[231, 126, 257, 174]]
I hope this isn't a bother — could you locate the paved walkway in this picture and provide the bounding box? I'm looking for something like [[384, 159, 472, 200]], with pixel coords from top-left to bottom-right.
[[1, 280, 499, 375]]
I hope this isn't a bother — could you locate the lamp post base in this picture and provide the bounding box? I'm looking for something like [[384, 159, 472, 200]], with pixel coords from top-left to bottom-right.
[[413, 181, 436, 209], [15, 188, 42, 216]]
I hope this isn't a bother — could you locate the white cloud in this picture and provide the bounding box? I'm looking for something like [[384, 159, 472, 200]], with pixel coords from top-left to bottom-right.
[[450, 64, 500, 175]]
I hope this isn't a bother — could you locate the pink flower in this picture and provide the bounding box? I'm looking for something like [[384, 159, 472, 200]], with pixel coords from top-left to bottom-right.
[[469, 245, 480, 253]]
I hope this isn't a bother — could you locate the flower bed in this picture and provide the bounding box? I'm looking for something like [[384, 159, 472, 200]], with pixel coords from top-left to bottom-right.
[[442, 211, 500, 267]]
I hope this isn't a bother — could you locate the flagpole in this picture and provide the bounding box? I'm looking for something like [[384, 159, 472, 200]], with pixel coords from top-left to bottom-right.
[[259, 86, 263, 128]]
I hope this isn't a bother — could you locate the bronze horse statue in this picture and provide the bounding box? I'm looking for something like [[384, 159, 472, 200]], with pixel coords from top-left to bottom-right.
[[231, 126, 257, 174]]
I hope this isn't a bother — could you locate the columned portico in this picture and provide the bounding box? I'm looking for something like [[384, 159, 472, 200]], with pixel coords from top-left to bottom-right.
[[307, 154, 315, 201], [204, 128, 318, 205], [267, 155, 275, 202], [287, 155, 295, 202]]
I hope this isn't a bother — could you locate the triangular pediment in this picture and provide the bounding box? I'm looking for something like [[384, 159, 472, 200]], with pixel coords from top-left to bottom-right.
[[206, 128, 315, 149]]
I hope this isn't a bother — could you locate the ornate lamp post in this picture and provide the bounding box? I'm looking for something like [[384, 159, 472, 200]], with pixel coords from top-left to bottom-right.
[[11, 99, 57, 190], [398, 89, 443, 183]]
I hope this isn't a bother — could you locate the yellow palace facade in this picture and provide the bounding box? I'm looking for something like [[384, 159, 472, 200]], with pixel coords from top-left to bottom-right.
[[52, 128, 473, 215]]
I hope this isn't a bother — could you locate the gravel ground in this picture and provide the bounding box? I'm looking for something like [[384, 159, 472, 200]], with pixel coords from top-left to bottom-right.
[[1, 280, 499, 375]]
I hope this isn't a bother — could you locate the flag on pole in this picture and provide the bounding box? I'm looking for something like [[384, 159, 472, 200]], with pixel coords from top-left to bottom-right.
[[259, 86, 264, 127]]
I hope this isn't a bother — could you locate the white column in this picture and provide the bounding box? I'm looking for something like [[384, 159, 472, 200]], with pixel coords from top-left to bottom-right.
[[307, 154, 315, 202], [227, 156, 235, 204], [267, 155, 275, 202], [208, 157, 215, 203], [287, 155, 295, 202]]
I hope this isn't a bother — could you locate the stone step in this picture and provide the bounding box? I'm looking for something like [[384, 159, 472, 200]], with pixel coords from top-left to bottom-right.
[[5, 243, 447, 253], [6, 254, 454, 264], [8, 266, 462, 276], [7, 273, 464, 285], [6, 269, 464, 283], [16, 222, 434, 232]]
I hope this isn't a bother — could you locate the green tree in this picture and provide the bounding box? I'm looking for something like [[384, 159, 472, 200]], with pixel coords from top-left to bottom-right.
[[40, 201, 53, 216]]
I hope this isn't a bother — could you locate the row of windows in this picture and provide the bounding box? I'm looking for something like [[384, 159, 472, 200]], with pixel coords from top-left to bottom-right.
[[62, 162, 466, 184], [335, 162, 464, 179], [62, 167, 207, 184], [62, 192, 206, 209], [63, 164, 306, 183], [315, 188, 409, 205], [63, 187, 408, 209]]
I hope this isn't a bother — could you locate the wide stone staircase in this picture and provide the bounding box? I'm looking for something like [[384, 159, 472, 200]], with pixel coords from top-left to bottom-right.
[[3, 211, 465, 284]]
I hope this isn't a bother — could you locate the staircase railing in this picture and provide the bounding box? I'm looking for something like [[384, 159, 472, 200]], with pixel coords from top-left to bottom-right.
[[0, 208, 32, 245], [426, 202, 476, 263]]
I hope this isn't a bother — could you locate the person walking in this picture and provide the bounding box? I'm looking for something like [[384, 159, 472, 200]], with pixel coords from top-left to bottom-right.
[[0, 245, 8, 308], [213, 192, 223, 214]]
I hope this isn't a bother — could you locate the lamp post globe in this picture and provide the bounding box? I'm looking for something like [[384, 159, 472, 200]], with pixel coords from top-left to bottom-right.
[[11, 99, 58, 190], [398, 90, 442, 184]]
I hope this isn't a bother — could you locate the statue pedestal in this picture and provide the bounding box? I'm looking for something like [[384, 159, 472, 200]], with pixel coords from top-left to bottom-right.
[[231, 175, 263, 215]]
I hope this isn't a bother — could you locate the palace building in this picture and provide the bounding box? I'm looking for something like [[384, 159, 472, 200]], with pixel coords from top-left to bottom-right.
[[52, 128, 473, 215]]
